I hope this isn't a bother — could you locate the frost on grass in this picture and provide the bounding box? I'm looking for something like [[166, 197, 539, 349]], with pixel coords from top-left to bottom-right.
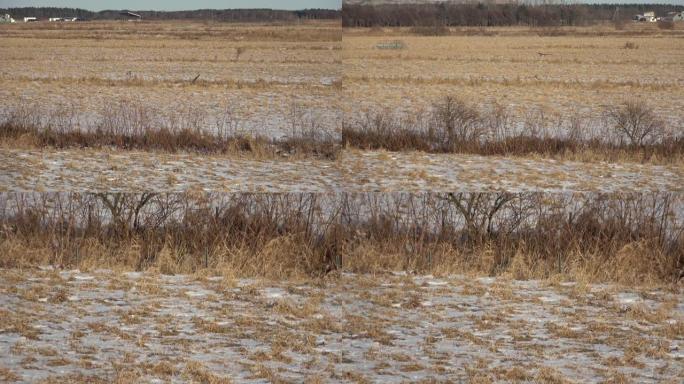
[[1, 149, 682, 192], [0, 269, 682, 383]]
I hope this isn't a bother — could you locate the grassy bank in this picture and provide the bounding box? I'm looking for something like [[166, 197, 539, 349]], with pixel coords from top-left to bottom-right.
[[1, 193, 681, 285]]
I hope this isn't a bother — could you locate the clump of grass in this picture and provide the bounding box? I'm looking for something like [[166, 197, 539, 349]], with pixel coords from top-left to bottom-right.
[[183, 361, 231, 384], [623, 41, 638, 49]]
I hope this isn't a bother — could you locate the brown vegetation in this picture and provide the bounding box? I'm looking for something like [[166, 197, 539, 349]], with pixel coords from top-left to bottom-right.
[[343, 3, 684, 29], [342, 97, 684, 163], [0, 104, 339, 160], [1, 193, 681, 285]]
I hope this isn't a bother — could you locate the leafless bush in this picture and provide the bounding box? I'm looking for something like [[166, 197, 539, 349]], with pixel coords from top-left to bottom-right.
[[432, 96, 484, 147], [0, 102, 339, 159], [607, 101, 665, 147], [342, 98, 683, 162], [623, 41, 638, 49], [409, 25, 450, 36], [1, 193, 681, 284]]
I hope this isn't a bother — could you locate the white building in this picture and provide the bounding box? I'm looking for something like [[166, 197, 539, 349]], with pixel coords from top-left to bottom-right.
[[49, 17, 64, 22], [662, 11, 684, 22], [0, 14, 16, 23], [24, 17, 38, 22], [633, 11, 656, 22]]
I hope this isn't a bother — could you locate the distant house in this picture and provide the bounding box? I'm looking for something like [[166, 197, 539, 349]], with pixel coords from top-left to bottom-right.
[[120, 11, 142, 21], [49, 17, 64, 22], [662, 11, 684, 22], [0, 14, 15, 23], [23, 17, 38, 23], [633, 12, 656, 22]]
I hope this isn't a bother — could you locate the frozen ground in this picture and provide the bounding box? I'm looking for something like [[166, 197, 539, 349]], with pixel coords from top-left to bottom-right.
[[0, 149, 340, 193], [336, 151, 684, 192], [0, 269, 681, 383], [1, 148, 682, 192]]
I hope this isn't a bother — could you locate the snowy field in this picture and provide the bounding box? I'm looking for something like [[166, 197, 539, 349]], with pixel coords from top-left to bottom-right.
[[1, 148, 683, 192], [0, 269, 682, 383]]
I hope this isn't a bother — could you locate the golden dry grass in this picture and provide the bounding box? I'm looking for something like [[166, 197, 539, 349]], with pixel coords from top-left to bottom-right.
[[0, 20, 341, 139], [342, 25, 684, 126]]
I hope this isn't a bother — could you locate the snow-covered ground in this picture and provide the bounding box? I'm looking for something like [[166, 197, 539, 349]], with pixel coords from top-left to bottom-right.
[[1, 269, 682, 383], [1, 148, 682, 192]]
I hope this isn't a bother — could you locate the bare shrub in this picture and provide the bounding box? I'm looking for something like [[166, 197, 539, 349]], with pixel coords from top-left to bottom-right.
[[0, 103, 339, 159], [432, 96, 484, 146], [1, 193, 681, 284], [607, 101, 665, 147], [623, 41, 638, 49], [342, 110, 433, 152], [342, 98, 683, 162], [409, 25, 450, 36]]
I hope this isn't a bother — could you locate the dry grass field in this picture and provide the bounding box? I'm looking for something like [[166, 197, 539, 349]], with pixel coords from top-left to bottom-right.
[[343, 24, 684, 128], [0, 269, 682, 383], [0, 20, 342, 139], [1, 148, 683, 192]]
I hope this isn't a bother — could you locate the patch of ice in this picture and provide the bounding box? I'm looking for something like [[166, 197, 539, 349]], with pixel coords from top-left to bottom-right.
[[538, 295, 561, 303], [263, 287, 288, 299], [616, 292, 641, 304], [426, 280, 448, 286], [123, 272, 143, 279], [185, 290, 208, 298]]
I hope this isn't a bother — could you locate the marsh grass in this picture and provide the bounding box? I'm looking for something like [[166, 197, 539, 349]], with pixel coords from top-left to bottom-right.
[[1, 193, 681, 285], [0, 103, 339, 159], [342, 97, 684, 164]]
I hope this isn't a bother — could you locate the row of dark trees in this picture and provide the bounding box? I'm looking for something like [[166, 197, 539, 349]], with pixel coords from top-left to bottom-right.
[[0, 7, 341, 21], [342, 3, 684, 27]]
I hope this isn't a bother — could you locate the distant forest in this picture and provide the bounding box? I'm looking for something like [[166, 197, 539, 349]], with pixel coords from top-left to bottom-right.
[[0, 7, 341, 21], [342, 3, 684, 27]]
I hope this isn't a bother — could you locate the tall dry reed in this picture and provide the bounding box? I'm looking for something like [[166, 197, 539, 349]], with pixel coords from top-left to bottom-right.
[[1, 193, 681, 285]]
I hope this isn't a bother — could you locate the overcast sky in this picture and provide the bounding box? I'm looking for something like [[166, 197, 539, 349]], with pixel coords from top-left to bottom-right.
[[0, 1, 342, 11]]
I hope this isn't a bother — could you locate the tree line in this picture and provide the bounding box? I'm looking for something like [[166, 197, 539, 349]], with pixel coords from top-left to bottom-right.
[[342, 3, 684, 27], [0, 7, 341, 21]]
